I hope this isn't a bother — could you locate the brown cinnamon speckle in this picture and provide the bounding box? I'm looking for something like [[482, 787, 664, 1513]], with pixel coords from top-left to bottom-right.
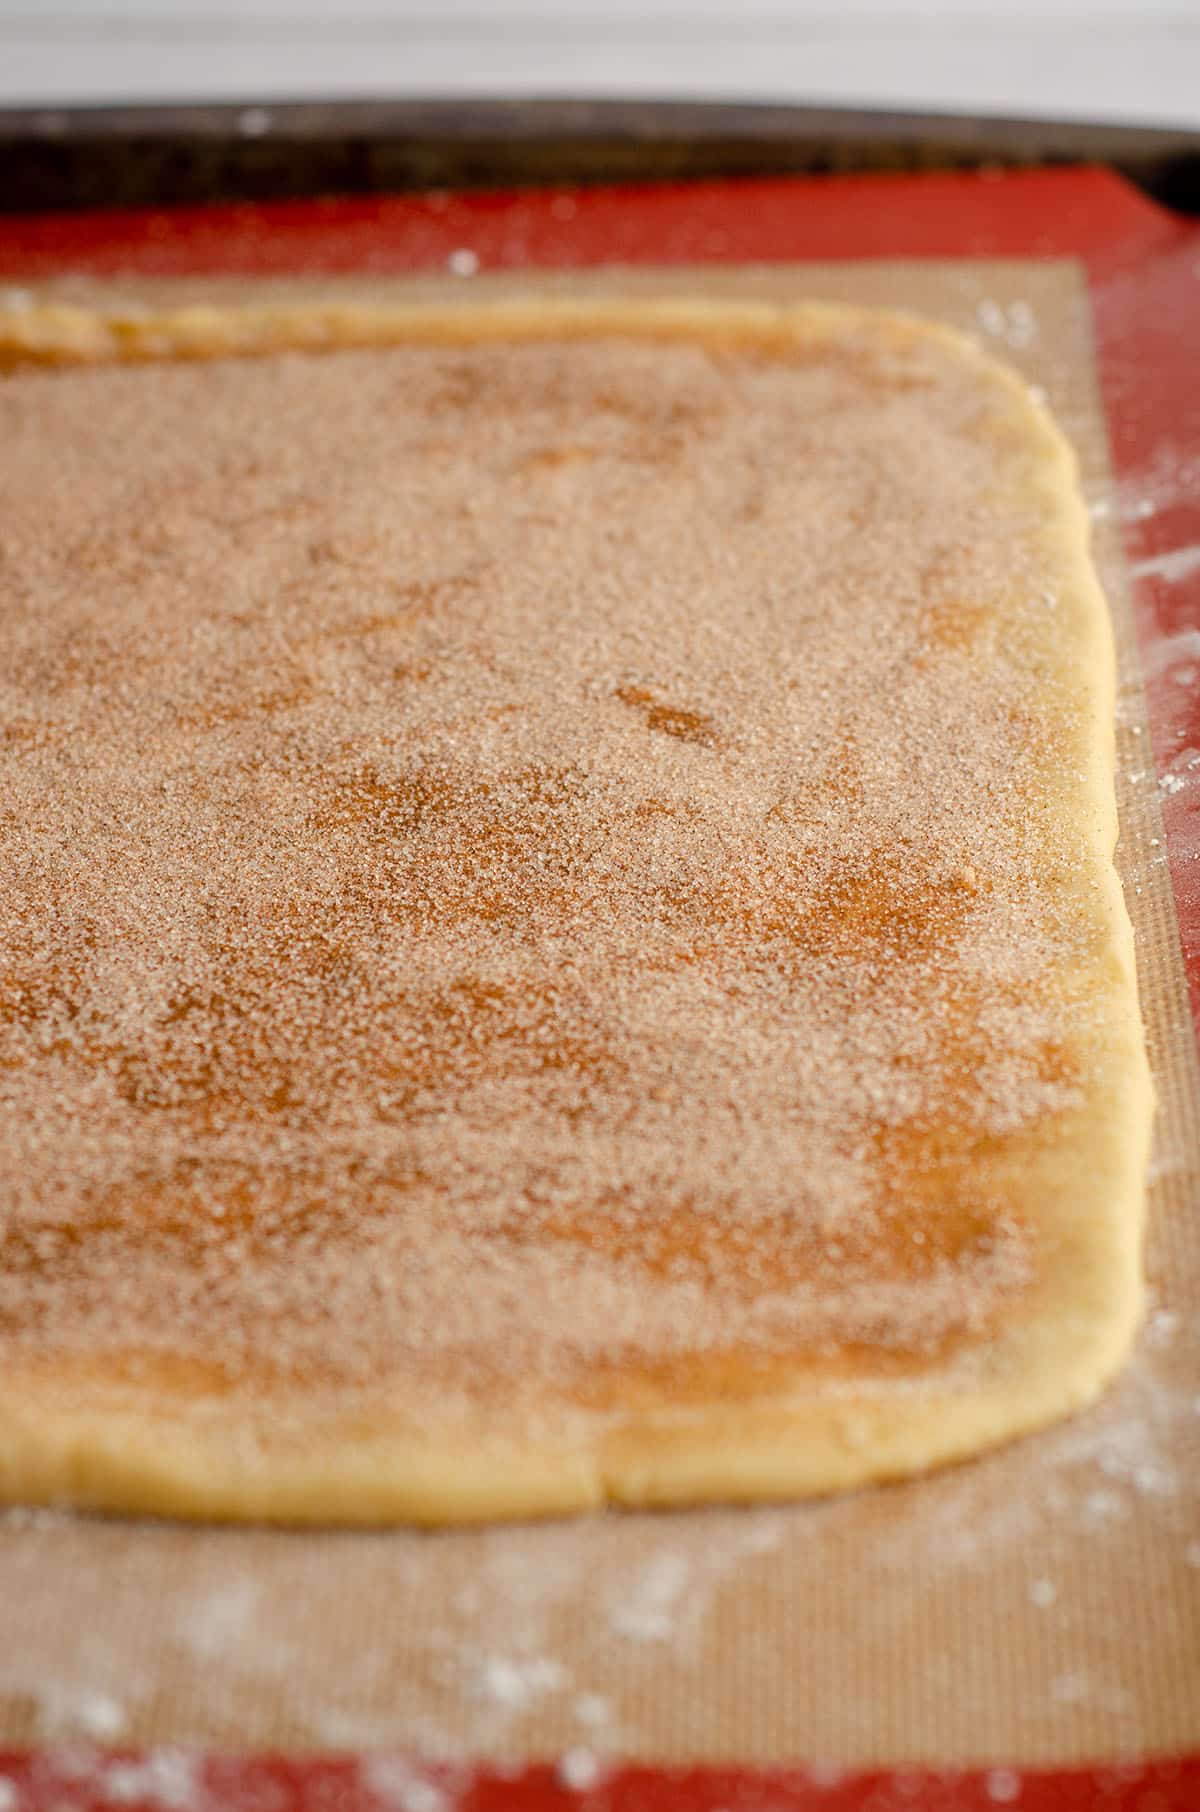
[[0, 330, 1096, 1436]]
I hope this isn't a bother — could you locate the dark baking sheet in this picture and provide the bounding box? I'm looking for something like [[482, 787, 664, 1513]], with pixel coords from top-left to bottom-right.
[[1, 96, 1199, 214]]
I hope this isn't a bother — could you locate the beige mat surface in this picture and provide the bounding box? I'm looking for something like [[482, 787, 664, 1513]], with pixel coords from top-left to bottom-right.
[[0, 258, 1196, 1768]]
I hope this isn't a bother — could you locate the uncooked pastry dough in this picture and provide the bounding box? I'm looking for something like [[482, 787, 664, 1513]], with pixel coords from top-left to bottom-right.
[[0, 296, 1152, 1523]]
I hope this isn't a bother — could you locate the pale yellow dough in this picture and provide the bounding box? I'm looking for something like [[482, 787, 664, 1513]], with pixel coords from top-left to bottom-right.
[[0, 296, 1152, 1524]]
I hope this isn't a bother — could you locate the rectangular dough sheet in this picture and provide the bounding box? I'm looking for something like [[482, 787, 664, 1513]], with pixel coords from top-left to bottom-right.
[[0, 295, 1152, 1524]]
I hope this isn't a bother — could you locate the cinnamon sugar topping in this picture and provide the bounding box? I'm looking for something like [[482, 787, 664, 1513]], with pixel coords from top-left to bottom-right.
[[0, 328, 1099, 1437]]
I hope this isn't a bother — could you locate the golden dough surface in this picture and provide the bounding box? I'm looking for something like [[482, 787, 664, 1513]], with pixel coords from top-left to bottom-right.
[[0, 298, 1151, 1524]]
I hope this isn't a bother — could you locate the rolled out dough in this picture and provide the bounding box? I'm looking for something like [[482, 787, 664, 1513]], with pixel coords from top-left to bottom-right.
[[0, 296, 1151, 1523]]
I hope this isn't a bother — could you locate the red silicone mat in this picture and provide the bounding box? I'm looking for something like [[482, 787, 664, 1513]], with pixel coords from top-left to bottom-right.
[[1, 164, 1198, 1810]]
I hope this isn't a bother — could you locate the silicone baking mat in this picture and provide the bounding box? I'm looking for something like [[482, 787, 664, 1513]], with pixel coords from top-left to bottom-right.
[[0, 165, 1198, 1809]]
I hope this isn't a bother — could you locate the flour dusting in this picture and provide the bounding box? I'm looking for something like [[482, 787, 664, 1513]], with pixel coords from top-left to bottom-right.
[[556, 1748, 603, 1793], [609, 1552, 691, 1642], [470, 1657, 568, 1710], [1131, 546, 1200, 587], [100, 1752, 202, 1810], [361, 1757, 449, 1812]]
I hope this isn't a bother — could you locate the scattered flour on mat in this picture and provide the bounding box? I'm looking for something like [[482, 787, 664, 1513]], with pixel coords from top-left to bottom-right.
[[1115, 450, 1200, 524], [804, 1761, 845, 1788], [1158, 748, 1200, 800], [99, 1751, 202, 1809], [0, 1335, 1194, 1757], [72, 1693, 127, 1741], [556, 1748, 603, 1793], [0, 1506, 69, 1530], [470, 1656, 568, 1710], [179, 1580, 262, 1661], [1131, 546, 1200, 587], [572, 1691, 613, 1732], [0, 1672, 136, 1746], [1140, 627, 1200, 683], [360, 1757, 450, 1812], [608, 1551, 692, 1642], [975, 299, 1036, 348]]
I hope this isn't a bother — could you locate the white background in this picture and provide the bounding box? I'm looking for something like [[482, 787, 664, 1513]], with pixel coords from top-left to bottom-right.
[[0, 0, 1197, 127]]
